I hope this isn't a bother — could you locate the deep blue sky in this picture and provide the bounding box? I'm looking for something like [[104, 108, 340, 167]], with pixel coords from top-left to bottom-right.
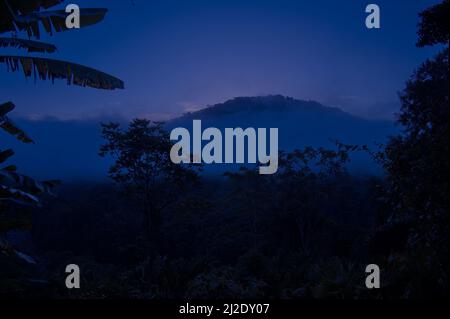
[[0, 0, 441, 121]]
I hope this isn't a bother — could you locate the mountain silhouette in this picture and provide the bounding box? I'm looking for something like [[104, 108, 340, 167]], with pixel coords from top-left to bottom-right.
[[170, 95, 396, 149], [6, 96, 397, 180]]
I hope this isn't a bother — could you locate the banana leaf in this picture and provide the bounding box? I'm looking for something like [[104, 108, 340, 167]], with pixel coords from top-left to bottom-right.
[[0, 37, 57, 53], [0, 55, 124, 90]]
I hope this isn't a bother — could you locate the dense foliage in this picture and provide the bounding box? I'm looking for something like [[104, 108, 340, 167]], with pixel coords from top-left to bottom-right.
[[0, 1, 448, 299], [376, 0, 449, 296], [100, 120, 199, 243]]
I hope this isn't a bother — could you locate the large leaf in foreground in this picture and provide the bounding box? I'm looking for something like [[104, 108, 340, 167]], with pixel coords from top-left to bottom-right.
[[0, 0, 64, 34], [13, 8, 109, 39], [0, 164, 60, 205], [0, 149, 15, 164], [0, 102, 34, 144], [0, 37, 57, 53], [0, 185, 39, 205], [6, 0, 64, 14], [0, 102, 15, 117], [0, 55, 124, 90]]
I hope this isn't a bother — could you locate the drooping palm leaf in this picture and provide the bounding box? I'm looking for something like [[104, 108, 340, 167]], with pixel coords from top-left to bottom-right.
[[0, 0, 65, 34], [0, 157, 60, 206], [0, 149, 15, 163], [0, 56, 124, 90], [0, 102, 34, 143], [13, 8, 109, 39], [7, 0, 64, 14], [0, 171, 60, 209], [0, 168, 60, 196], [0, 116, 34, 143], [0, 185, 39, 205], [0, 101, 15, 116], [1, 2, 109, 39], [0, 37, 56, 53]]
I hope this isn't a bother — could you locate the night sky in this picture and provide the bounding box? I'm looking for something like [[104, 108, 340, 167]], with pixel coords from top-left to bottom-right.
[[0, 0, 441, 121]]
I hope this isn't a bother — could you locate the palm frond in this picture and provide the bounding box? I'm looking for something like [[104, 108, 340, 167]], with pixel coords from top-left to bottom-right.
[[0, 167, 60, 198], [0, 116, 34, 144], [0, 37, 56, 53], [0, 185, 40, 205], [1, 6, 108, 38], [15, 8, 108, 38], [0, 101, 15, 117], [0, 102, 34, 143], [0, 149, 15, 164], [0, 55, 124, 90], [7, 0, 64, 14], [0, 0, 65, 34]]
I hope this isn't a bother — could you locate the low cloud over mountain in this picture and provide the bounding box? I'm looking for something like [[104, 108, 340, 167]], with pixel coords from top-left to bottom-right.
[[6, 96, 397, 180]]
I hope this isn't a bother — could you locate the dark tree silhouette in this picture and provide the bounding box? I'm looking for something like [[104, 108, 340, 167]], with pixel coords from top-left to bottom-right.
[[378, 0, 449, 296], [417, 0, 449, 47], [100, 120, 199, 242]]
